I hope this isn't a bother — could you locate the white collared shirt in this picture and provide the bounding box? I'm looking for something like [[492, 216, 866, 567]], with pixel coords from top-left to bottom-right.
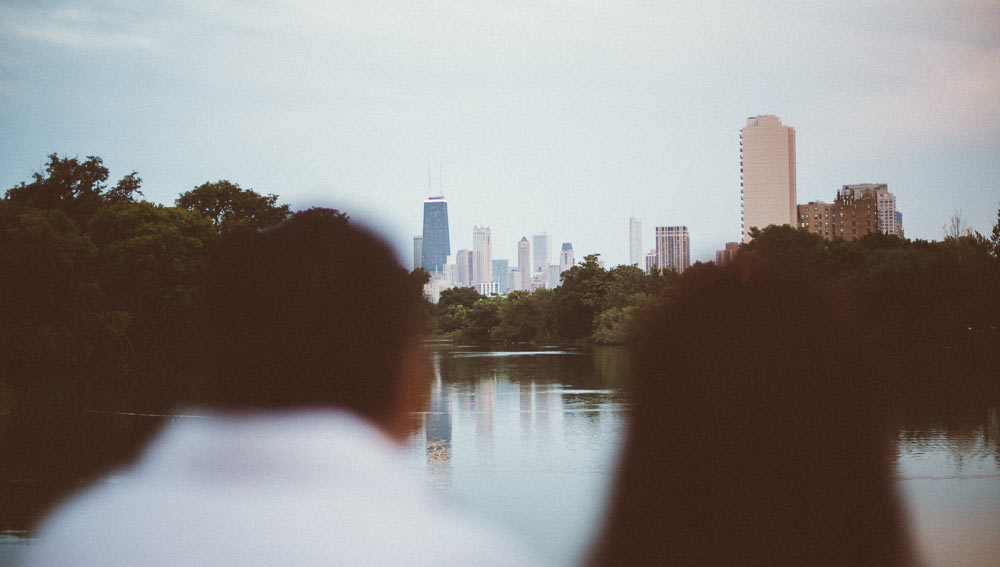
[[27, 409, 540, 566]]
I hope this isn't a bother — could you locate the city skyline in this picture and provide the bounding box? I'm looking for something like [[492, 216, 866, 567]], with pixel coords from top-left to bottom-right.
[[2, 3, 998, 268]]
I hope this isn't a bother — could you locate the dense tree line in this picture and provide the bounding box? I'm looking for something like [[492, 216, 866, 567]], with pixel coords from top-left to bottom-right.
[[436, 216, 1000, 397], [433, 256, 679, 345], [3, 153, 998, 410], [0, 154, 293, 412], [737, 223, 1000, 398]]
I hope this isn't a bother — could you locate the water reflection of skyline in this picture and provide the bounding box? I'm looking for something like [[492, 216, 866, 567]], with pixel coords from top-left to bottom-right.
[[416, 349, 626, 499], [424, 357, 451, 491]]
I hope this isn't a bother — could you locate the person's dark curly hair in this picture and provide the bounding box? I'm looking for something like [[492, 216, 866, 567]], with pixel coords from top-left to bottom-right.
[[195, 207, 429, 422]]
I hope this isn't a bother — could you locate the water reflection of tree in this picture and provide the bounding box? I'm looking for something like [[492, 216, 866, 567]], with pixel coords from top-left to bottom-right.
[[894, 402, 999, 475], [0, 398, 164, 533]]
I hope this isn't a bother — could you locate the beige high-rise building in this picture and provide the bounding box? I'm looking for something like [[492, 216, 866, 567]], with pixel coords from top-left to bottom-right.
[[455, 249, 473, 287], [741, 115, 797, 243], [472, 226, 492, 285]]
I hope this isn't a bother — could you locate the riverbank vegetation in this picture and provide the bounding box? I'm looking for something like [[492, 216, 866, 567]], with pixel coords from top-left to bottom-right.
[[2, 154, 998, 411], [1, 153, 997, 531], [0, 154, 294, 415]]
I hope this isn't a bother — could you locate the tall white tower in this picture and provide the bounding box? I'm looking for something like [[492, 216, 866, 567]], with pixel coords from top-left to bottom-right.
[[472, 226, 492, 284], [629, 217, 642, 267], [741, 115, 796, 243]]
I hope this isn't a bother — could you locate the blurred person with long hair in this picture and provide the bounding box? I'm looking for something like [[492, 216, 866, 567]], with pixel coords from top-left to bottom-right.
[[591, 261, 913, 567]]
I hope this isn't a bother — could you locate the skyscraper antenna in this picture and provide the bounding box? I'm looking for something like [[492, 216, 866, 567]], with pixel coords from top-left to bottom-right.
[[440, 157, 443, 192], [428, 163, 431, 194]]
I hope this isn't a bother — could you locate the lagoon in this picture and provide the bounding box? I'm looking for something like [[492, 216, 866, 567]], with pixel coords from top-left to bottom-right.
[[2, 346, 997, 566]]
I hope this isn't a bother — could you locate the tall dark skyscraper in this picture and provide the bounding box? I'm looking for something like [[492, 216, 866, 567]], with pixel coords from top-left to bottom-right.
[[421, 196, 450, 272]]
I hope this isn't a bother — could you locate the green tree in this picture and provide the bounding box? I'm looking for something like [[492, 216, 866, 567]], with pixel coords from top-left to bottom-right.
[[466, 297, 502, 342], [555, 254, 608, 339], [4, 154, 142, 221], [176, 180, 290, 233], [603, 264, 647, 310], [86, 201, 217, 389], [492, 291, 537, 343], [437, 286, 482, 314], [0, 202, 124, 391], [437, 305, 471, 335], [987, 204, 1000, 258]]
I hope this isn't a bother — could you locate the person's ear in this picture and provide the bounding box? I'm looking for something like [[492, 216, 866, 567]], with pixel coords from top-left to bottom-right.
[[382, 342, 433, 443]]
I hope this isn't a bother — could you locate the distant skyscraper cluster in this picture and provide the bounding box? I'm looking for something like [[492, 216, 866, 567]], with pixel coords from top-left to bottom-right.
[[414, 196, 574, 302], [630, 216, 690, 275], [415, 114, 909, 303]]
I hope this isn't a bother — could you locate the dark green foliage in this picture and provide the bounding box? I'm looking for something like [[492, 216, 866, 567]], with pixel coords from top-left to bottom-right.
[[0, 155, 291, 411], [735, 225, 1000, 398], [4, 154, 112, 221], [175, 180, 291, 233], [437, 286, 482, 313], [433, 254, 681, 345], [555, 254, 608, 339]]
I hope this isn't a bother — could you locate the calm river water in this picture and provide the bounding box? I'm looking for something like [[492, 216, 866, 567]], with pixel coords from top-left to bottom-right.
[[2, 346, 998, 566], [399, 346, 1000, 566]]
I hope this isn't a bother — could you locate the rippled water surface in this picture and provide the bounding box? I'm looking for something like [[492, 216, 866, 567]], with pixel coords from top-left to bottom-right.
[[402, 346, 1000, 566], [2, 346, 997, 566], [895, 409, 1000, 567]]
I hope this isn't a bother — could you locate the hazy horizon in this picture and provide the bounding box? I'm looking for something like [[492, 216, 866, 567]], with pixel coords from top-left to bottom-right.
[[2, 1, 998, 267]]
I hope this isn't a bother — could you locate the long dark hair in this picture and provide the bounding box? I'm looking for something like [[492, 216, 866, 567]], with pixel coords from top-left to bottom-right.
[[591, 262, 912, 567]]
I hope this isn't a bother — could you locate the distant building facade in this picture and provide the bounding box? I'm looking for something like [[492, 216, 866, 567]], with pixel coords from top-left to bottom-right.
[[798, 184, 903, 241], [530, 273, 548, 291], [644, 249, 657, 274], [492, 259, 509, 294], [472, 226, 492, 285], [546, 265, 561, 289], [655, 226, 690, 274], [517, 237, 531, 291], [476, 281, 501, 296], [413, 236, 423, 270], [532, 233, 551, 274], [875, 188, 900, 237], [833, 185, 880, 240], [455, 249, 473, 287], [629, 217, 642, 267], [421, 196, 450, 272], [559, 242, 574, 273], [715, 242, 740, 267], [798, 202, 834, 239], [741, 115, 796, 242]]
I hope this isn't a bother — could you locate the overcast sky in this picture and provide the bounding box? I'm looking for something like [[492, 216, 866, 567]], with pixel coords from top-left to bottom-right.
[[2, 1, 998, 267]]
